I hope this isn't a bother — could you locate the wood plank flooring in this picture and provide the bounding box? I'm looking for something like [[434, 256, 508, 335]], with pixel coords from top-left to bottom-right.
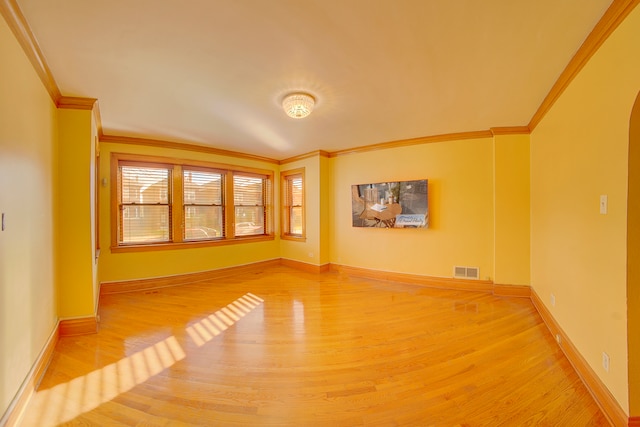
[[19, 266, 609, 426]]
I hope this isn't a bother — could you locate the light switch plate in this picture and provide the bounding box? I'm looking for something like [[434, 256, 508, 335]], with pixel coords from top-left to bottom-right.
[[600, 195, 608, 214]]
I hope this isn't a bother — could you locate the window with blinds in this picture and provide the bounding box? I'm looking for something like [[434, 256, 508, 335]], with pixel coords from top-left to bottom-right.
[[281, 168, 305, 239], [183, 169, 223, 240], [118, 164, 171, 244], [233, 174, 266, 236], [112, 153, 274, 250]]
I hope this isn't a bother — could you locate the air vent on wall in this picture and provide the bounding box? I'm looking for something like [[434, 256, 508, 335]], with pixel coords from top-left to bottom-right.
[[453, 266, 480, 280]]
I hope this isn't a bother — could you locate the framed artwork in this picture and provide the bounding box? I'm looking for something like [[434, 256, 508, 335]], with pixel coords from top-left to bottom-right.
[[351, 179, 429, 228]]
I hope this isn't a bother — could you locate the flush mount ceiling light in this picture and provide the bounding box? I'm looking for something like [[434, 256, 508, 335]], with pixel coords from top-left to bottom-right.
[[282, 92, 315, 119]]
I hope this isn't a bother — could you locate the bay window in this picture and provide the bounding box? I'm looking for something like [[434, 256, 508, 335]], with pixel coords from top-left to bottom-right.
[[111, 153, 273, 251]]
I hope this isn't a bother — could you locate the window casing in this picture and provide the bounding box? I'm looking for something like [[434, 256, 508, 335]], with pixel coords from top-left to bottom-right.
[[281, 168, 305, 240], [111, 153, 274, 251]]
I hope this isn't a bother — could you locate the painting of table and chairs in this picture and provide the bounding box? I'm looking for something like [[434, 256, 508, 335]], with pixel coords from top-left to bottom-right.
[[351, 179, 429, 229]]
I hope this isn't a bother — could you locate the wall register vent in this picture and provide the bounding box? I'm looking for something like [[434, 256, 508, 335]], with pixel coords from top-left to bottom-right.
[[453, 266, 480, 280]]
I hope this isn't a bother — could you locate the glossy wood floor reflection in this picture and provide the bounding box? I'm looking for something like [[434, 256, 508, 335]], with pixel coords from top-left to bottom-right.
[[20, 266, 608, 426]]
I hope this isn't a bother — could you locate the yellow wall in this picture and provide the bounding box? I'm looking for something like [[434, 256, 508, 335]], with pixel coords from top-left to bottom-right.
[[319, 155, 331, 265], [57, 108, 98, 318], [530, 6, 640, 414], [0, 17, 58, 420], [2, 0, 638, 419], [99, 142, 281, 283], [493, 134, 530, 285], [330, 138, 495, 280], [628, 92, 640, 416]]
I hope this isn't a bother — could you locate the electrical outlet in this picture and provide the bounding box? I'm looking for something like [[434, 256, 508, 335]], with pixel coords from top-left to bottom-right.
[[602, 352, 610, 372], [550, 293, 556, 307]]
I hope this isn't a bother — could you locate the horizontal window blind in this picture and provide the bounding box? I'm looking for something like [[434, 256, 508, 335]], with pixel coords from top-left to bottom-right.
[[283, 172, 304, 237], [183, 169, 224, 240], [119, 165, 171, 244], [234, 175, 265, 236]]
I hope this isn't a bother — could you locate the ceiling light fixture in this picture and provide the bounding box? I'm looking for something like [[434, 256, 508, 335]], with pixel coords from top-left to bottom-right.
[[282, 92, 315, 119]]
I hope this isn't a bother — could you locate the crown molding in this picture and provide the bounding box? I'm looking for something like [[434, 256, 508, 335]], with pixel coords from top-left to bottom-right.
[[329, 130, 494, 157], [57, 96, 97, 110], [279, 150, 330, 165], [528, 0, 640, 131], [100, 134, 280, 165], [102, 129, 526, 164], [490, 126, 531, 136], [0, 0, 61, 104]]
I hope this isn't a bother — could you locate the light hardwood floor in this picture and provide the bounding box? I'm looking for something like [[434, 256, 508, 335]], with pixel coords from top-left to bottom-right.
[[19, 266, 608, 426]]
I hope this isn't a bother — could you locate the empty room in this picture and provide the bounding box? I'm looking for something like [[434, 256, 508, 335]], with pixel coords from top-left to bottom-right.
[[1, 0, 639, 425]]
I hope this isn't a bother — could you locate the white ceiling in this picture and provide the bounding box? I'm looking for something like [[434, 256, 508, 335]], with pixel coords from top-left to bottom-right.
[[16, 0, 612, 160]]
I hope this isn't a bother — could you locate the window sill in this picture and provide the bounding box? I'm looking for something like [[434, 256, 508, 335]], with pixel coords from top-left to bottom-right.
[[281, 234, 306, 242], [111, 234, 275, 253]]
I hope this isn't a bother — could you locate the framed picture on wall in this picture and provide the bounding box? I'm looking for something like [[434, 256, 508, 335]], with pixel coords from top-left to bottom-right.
[[351, 179, 428, 228]]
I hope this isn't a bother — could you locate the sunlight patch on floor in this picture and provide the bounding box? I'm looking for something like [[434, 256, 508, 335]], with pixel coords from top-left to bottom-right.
[[185, 292, 264, 347], [19, 293, 265, 426], [19, 336, 185, 426]]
